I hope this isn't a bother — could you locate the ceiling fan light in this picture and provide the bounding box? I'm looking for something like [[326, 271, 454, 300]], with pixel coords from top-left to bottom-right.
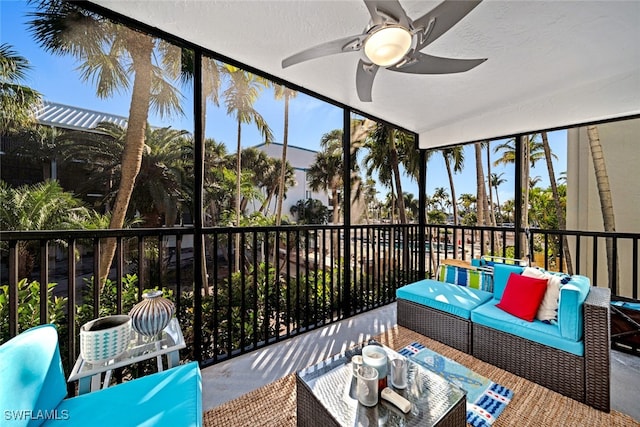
[[364, 26, 412, 67]]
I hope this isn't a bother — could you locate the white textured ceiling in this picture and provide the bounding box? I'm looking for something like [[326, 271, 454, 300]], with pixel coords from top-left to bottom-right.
[[91, 0, 640, 149]]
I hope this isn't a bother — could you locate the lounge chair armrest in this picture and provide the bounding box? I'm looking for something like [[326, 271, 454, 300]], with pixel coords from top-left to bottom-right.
[[583, 286, 611, 412]]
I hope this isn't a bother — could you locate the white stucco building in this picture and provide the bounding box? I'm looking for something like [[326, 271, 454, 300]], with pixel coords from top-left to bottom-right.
[[252, 142, 329, 221], [566, 118, 640, 296]]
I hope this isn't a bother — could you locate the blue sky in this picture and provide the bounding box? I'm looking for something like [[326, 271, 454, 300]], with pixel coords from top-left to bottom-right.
[[1, 1, 567, 207]]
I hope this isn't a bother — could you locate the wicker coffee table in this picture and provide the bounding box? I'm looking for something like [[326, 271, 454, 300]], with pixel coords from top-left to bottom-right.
[[296, 343, 466, 427]]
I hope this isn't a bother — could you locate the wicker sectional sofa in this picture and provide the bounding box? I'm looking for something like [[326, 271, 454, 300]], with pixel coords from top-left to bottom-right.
[[396, 262, 611, 412]]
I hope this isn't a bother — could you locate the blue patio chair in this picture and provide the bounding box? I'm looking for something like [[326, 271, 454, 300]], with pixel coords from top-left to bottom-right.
[[0, 324, 202, 426]]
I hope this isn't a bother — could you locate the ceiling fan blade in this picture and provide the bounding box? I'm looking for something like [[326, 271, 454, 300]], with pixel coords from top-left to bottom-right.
[[363, 0, 410, 27], [356, 59, 379, 102], [282, 34, 367, 68], [412, 0, 483, 49], [391, 52, 486, 74]]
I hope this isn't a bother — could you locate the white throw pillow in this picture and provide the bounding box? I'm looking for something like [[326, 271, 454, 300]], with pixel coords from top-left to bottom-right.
[[522, 267, 561, 323]]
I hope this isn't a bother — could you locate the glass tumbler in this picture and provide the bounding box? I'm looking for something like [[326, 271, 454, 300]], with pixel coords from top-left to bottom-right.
[[356, 365, 379, 407], [352, 355, 363, 376], [390, 358, 408, 389]]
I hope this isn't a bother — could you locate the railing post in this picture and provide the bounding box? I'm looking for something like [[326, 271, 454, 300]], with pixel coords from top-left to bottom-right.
[[193, 49, 204, 364], [93, 238, 100, 319], [514, 134, 524, 259], [341, 108, 352, 317], [67, 238, 77, 373], [8, 240, 18, 337], [39, 240, 49, 325]]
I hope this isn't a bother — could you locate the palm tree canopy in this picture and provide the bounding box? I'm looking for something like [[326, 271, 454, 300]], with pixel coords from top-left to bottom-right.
[[223, 66, 274, 142], [0, 180, 91, 231], [0, 43, 42, 134], [27, 0, 184, 119]]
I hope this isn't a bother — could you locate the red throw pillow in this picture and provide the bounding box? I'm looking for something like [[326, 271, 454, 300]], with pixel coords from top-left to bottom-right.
[[496, 273, 548, 322]]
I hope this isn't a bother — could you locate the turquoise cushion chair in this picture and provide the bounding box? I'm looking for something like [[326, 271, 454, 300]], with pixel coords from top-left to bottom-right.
[[0, 324, 202, 427]]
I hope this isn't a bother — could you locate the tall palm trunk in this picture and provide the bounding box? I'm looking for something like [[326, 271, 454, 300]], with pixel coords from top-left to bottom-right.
[[275, 94, 289, 226], [444, 156, 459, 257], [587, 125, 618, 288], [273, 93, 290, 273], [541, 132, 573, 274], [331, 184, 340, 257], [389, 136, 407, 224], [486, 145, 496, 226], [99, 33, 154, 287], [494, 183, 502, 222], [388, 134, 409, 269], [474, 143, 486, 231]]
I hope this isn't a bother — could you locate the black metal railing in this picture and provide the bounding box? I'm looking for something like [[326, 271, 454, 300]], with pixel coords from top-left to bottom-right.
[[2, 224, 639, 375]]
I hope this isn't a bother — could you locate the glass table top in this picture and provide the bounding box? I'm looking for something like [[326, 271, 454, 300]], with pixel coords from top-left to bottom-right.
[[297, 343, 466, 427]]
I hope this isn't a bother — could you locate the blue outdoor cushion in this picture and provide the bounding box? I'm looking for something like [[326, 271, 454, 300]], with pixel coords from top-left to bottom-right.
[[45, 362, 202, 427], [0, 324, 67, 427], [492, 263, 525, 300], [397, 279, 493, 319], [471, 299, 584, 356], [558, 275, 591, 341]]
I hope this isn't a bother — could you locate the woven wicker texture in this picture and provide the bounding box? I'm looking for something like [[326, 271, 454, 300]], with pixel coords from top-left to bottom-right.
[[203, 326, 639, 427]]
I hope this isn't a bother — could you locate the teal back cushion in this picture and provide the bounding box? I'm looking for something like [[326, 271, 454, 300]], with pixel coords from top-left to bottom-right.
[[0, 324, 67, 427], [558, 275, 591, 341], [492, 263, 525, 300]]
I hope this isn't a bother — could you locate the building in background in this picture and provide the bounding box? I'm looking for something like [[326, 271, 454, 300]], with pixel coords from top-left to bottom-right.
[[566, 118, 640, 296], [252, 142, 330, 221]]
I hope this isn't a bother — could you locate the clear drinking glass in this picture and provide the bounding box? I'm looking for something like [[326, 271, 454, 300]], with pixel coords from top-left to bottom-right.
[[390, 358, 408, 389], [352, 355, 363, 376], [356, 365, 379, 407]]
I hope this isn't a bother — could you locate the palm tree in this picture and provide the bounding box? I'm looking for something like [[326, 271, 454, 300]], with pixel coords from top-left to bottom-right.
[[307, 131, 343, 256], [0, 180, 92, 278], [307, 130, 343, 225], [432, 187, 451, 214], [61, 122, 189, 227], [490, 172, 507, 223], [273, 85, 297, 226], [363, 124, 415, 224], [540, 132, 573, 273], [403, 192, 419, 221], [587, 125, 618, 288], [28, 1, 185, 286], [361, 178, 378, 223], [178, 136, 232, 226], [0, 43, 42, 135], [259, 158, 295, 216], [485, 143, 496, 226], [441, 146, 464, 254], [222, 65, 273, 270], [502, 199, 515, 224], [529, 176, 542, 189], [494, 135, 545, 254], [474, 143, 488, 227], [458, 193, 476, 209], [441, 146, 464, 224]]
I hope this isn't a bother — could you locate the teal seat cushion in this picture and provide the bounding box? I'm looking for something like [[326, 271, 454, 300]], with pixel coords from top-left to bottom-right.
[[0, 324, 67, 427], [45, 362, 202, 427], [397, 279, 493, 319], [558, 275, 591, 341], [492, 264, 525, 300], [471, 299, 584, 356]]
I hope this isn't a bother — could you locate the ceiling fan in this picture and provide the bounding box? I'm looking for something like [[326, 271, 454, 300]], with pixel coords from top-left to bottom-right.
[[281, 0, 486, 102]]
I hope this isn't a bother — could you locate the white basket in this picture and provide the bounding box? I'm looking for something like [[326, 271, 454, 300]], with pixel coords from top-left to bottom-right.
[[80, 315, 132, 364]]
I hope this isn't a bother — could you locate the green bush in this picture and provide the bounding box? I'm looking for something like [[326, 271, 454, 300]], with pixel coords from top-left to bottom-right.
[[0, 278, 67, 344]]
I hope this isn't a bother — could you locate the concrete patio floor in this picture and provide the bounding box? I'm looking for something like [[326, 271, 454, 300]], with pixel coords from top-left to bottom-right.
[[201, 302, 640, 422]]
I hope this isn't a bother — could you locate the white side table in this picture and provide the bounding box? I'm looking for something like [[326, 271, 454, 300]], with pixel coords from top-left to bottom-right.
[[68, 317, 186, 395]]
